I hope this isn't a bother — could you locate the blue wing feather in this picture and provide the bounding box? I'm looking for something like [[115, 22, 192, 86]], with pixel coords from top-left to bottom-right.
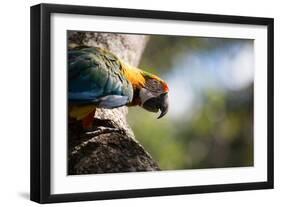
[[98, 95, 131, 108], [68, 47, 133, 108]]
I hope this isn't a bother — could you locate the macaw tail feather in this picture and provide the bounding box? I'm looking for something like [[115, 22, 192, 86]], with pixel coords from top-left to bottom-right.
[[69, 105, 96, 129], [82, 109, 96, 129]]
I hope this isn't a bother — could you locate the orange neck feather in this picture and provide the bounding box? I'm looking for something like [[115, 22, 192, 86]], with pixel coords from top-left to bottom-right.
[[121, 62, 146, 89]]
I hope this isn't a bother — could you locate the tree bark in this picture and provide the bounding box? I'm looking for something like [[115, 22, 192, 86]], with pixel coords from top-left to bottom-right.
[[68, 32, 160, 174]]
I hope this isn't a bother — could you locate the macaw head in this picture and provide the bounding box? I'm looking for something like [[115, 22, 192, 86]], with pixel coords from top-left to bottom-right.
[[139, 72, 169, 119]]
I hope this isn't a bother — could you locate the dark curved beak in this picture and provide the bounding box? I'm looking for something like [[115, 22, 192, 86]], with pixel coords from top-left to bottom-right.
[[157, 93, 169, 119], [142, 92, 169, 119]]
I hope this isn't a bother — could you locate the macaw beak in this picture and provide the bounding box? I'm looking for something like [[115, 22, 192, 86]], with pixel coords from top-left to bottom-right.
[[142, 92, 169, 119], [157, 93, 169, 119]]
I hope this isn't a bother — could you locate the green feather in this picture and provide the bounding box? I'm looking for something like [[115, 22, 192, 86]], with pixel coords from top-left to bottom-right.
[[68, 47, 133, 107]]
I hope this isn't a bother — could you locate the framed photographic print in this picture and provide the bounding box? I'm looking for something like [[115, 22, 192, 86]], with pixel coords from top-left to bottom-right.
[[30, 3, 274, 203]]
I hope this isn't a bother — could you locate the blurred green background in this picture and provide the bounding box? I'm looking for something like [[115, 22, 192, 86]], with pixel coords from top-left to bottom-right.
[[128, 35, 254, 170]]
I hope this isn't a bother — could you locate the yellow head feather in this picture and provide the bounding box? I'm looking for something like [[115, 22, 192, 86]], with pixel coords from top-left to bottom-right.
[[121, 62, 146, 89], [121, 61, 169, 93]]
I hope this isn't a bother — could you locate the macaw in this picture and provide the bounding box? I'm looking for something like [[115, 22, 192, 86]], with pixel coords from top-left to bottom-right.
[[68, 46, 169, 129]]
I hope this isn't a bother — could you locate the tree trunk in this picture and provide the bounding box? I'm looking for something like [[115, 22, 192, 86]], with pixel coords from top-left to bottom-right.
[[68, 32, 160, 174]]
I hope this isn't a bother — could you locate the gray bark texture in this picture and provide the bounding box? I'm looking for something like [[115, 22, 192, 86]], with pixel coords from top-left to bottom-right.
[[68, 32, 160, 174]]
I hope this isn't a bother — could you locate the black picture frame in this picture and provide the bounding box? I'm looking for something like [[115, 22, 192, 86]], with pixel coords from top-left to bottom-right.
[[30, 3, 274, 203]]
